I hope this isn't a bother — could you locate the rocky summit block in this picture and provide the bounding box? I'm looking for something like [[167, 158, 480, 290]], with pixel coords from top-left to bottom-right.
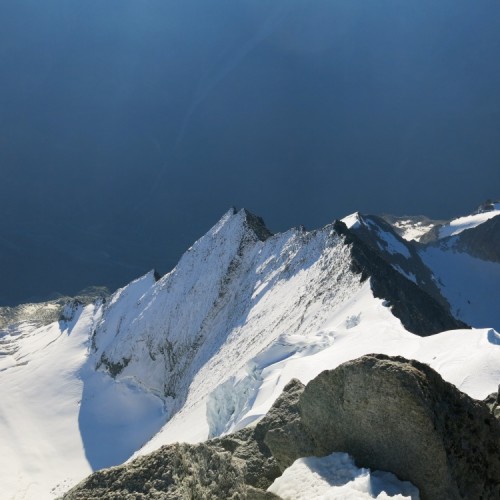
[[294, 354, 500, 500]]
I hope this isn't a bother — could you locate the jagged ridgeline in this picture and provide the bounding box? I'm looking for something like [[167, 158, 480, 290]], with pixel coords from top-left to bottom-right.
[[1, 204, 500, 499]]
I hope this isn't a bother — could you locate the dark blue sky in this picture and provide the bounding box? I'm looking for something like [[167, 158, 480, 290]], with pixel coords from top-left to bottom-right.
[[1, 0, 500, 305]]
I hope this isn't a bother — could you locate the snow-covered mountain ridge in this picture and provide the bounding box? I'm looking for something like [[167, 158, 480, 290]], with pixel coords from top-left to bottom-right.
[[1, 204, 499, 499], [343, 206, 500, 330], [90, 209, 371, 435]]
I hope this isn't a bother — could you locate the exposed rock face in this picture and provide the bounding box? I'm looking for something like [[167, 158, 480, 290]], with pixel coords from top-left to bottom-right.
[[64, 426, 281, 499], [455, 215, 500, 263], [63, 442, 247, 499], [258, 379, 314, 471], [419, 223, 443, 244], [298, 354, 500, 500], [64, 355, 500, 500], [214, 427, 280, 492], [240, 208, 273, 242], [333, 221, 468, 335], [347, 214, 445, 304], [484, 386, 500, 421]]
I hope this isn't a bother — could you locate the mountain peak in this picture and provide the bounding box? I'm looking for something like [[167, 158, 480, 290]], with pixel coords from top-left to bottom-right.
[[215, 207, 273, 242], [239, 208, 273, 242]]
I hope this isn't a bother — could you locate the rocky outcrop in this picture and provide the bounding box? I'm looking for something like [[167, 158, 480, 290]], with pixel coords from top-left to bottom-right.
[[63, 442, 247, 499], [291, 355, 500, 500], [64, 425, 281, 499], [64, 355, 500, 500], [258, 379, 315, 471], [484, 386, 500, 421], [347, 214, 445, 303], [240, 208, 273, 242], [334, 220, 468, 335]]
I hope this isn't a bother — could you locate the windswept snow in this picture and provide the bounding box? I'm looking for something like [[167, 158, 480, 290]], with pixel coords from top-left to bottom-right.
[[341, 212, 361, 229], [438, 208, 500, 239], [267, 452, 419, 499]]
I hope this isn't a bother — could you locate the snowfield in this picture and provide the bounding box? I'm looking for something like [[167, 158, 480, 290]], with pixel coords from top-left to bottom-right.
[[438, 204, 500, 239], [1, 207, 499, 499], [267, 452, 420, 499], [420, 243, 500, 330], [0, 302, 165, 499]]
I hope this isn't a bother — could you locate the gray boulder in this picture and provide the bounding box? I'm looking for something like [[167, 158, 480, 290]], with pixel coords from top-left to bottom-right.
[[299, 354, 500, 500], [258, 378, 315, 471]]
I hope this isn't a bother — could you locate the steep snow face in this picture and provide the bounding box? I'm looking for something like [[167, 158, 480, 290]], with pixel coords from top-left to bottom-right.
[[341, 212, 362, 229], [93, 208, 364, 422], [136, 280, 500, 456], [438, 206, 500, 239], [420, 243, 500, 330], [93, 209, 275, 402]]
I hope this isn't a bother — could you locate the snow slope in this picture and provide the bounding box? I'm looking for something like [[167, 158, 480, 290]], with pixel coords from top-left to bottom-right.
[[95, 208, 365, 445], [378, 203, 500, 243], [0, 299, 165, 500], [1, 207, 500, 499], [136, 282, 500, 458], [438, 204, 500, 239], [420, 243, 500, 330]]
